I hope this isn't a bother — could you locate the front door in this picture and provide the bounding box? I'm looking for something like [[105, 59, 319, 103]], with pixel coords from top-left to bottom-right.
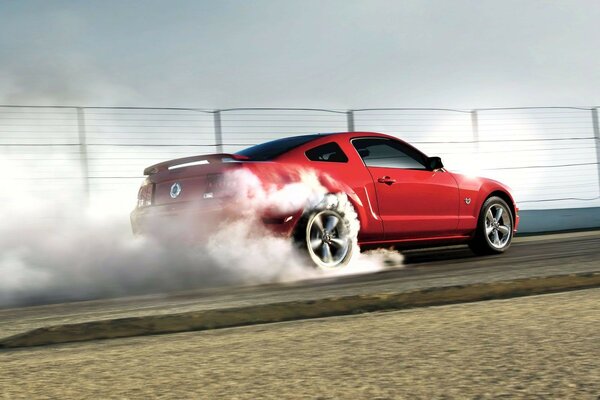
[[352, 137, 460, 239]]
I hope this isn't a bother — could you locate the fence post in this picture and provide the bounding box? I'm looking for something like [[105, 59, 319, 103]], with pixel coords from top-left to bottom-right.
[[213, 110, 223, 153], [470, 110, 480, 155], [346, 110, 355, 132], [76, 107, 90, 205], [592, 107, 600, 195]]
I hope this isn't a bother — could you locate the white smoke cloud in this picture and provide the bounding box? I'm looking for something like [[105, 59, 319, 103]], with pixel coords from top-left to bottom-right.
[[0, 168, 402, 308]]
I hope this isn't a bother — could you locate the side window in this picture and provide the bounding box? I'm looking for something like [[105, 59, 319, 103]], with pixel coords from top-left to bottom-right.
[[305, 142, 349, 163], [352, 138, 427, 169]]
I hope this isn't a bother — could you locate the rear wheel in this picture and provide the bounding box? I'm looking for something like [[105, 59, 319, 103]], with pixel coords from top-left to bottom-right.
[[294, 196, 355, 270], [469, 196, 514, 255]]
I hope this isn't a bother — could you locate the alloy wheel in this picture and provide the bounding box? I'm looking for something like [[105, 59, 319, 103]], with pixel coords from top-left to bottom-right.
[[306, 210, 351, 269], [484, 203, 512, 249]]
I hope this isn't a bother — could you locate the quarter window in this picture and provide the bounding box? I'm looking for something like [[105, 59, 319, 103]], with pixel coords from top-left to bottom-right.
[[305, 142, 348, 163], [352, 138, 427, 169]]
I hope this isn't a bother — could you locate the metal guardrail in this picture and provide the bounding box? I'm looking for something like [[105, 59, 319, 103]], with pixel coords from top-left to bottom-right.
[[1, 105, 599, 213]]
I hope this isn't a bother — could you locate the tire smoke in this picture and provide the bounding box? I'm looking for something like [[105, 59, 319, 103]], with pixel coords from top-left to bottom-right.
[[0, 170, 402, 308]]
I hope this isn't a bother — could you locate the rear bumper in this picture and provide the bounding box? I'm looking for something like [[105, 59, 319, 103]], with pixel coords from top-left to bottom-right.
[[131, 203, 224, 235], [130, 202, 300, 237]]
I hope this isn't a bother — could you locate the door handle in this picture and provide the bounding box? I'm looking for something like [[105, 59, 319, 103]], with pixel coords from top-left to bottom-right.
[[377, 176, 396, 185]]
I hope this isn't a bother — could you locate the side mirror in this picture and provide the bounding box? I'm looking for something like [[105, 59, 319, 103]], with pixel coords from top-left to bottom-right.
[[428, 156, 444, 170]]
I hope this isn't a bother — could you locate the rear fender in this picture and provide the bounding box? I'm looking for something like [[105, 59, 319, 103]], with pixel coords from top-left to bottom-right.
[[240, 163, 367, 235], [318, 174, 366, 227]]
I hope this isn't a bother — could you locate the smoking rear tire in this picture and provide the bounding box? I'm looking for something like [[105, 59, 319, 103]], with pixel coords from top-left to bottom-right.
[[469, 196, 514, 255], [293, 195, 355, 270]]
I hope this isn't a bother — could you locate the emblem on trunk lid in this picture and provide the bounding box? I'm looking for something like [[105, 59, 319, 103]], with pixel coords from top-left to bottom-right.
[[170, 182, 182, 199]]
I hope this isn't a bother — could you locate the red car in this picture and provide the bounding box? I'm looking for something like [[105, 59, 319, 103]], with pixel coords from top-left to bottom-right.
[[131, 132, 519, 269]]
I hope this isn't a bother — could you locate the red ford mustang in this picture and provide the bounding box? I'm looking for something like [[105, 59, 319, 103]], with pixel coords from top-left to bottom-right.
[[131, 132, 519, 269]]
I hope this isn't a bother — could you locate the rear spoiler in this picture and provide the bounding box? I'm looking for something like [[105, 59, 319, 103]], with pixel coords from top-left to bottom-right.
[[143, 153, 249, 175]]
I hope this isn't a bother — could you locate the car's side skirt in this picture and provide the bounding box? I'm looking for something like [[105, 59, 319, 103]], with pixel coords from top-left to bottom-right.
[[358, 234, 473, 251]]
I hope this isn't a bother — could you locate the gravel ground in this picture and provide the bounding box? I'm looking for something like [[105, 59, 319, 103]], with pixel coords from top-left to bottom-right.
[[1, 288, 599, 399]]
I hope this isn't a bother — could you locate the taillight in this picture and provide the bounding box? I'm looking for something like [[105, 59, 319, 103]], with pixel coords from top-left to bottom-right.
[[137, 180, 155, 208]]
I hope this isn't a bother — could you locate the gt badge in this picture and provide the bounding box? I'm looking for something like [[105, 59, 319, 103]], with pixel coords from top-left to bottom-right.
[[464, 197, 472, 205], [170, 182, 182, 199]]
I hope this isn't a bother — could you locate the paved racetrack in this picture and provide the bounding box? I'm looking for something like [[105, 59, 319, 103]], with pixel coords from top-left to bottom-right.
[[1, 230, 598, 339]]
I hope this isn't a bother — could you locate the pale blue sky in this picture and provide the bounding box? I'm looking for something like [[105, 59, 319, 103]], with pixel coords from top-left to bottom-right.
[[1, 0, 599, 107]]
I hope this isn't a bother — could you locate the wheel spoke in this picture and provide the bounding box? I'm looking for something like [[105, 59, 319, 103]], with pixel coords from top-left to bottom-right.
[[310, 238, 322, 250], [313, 214, 324, 232], [498, 225, 510, 236], [321, 243, 333, 262], [329, 238, 347, 249], [495, 207, 504, 223], [493, 230, 500, 246], [485, 225, 494, 236], [324, 215, 339, 233], [486, 209, 494, 224]]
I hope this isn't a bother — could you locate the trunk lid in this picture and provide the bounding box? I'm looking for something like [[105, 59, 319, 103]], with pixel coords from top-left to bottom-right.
[[146, 154, 246, 206]]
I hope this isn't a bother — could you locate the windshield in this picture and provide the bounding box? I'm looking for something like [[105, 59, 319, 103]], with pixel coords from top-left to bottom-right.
[[235, 134, 321, 161]]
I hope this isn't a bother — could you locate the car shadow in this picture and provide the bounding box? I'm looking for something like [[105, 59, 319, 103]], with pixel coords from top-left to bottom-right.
[[401, 245, 478, 265]]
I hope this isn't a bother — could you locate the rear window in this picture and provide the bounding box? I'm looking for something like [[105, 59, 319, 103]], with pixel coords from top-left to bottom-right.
[[236, 135, 321, 161], [305, 142, 348, 163]]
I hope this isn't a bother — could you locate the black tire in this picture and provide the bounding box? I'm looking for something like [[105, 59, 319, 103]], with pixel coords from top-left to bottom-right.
[[469, 196, 514, 255], [293, 195, 356, 270]]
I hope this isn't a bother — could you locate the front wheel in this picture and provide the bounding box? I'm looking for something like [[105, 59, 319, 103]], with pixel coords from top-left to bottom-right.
[[294, 195, 356, 270], [469, 196, 514, 255]]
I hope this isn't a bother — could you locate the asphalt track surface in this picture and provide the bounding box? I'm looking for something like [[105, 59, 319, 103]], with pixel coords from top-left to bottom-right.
[[1, 230, 599, 339]]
